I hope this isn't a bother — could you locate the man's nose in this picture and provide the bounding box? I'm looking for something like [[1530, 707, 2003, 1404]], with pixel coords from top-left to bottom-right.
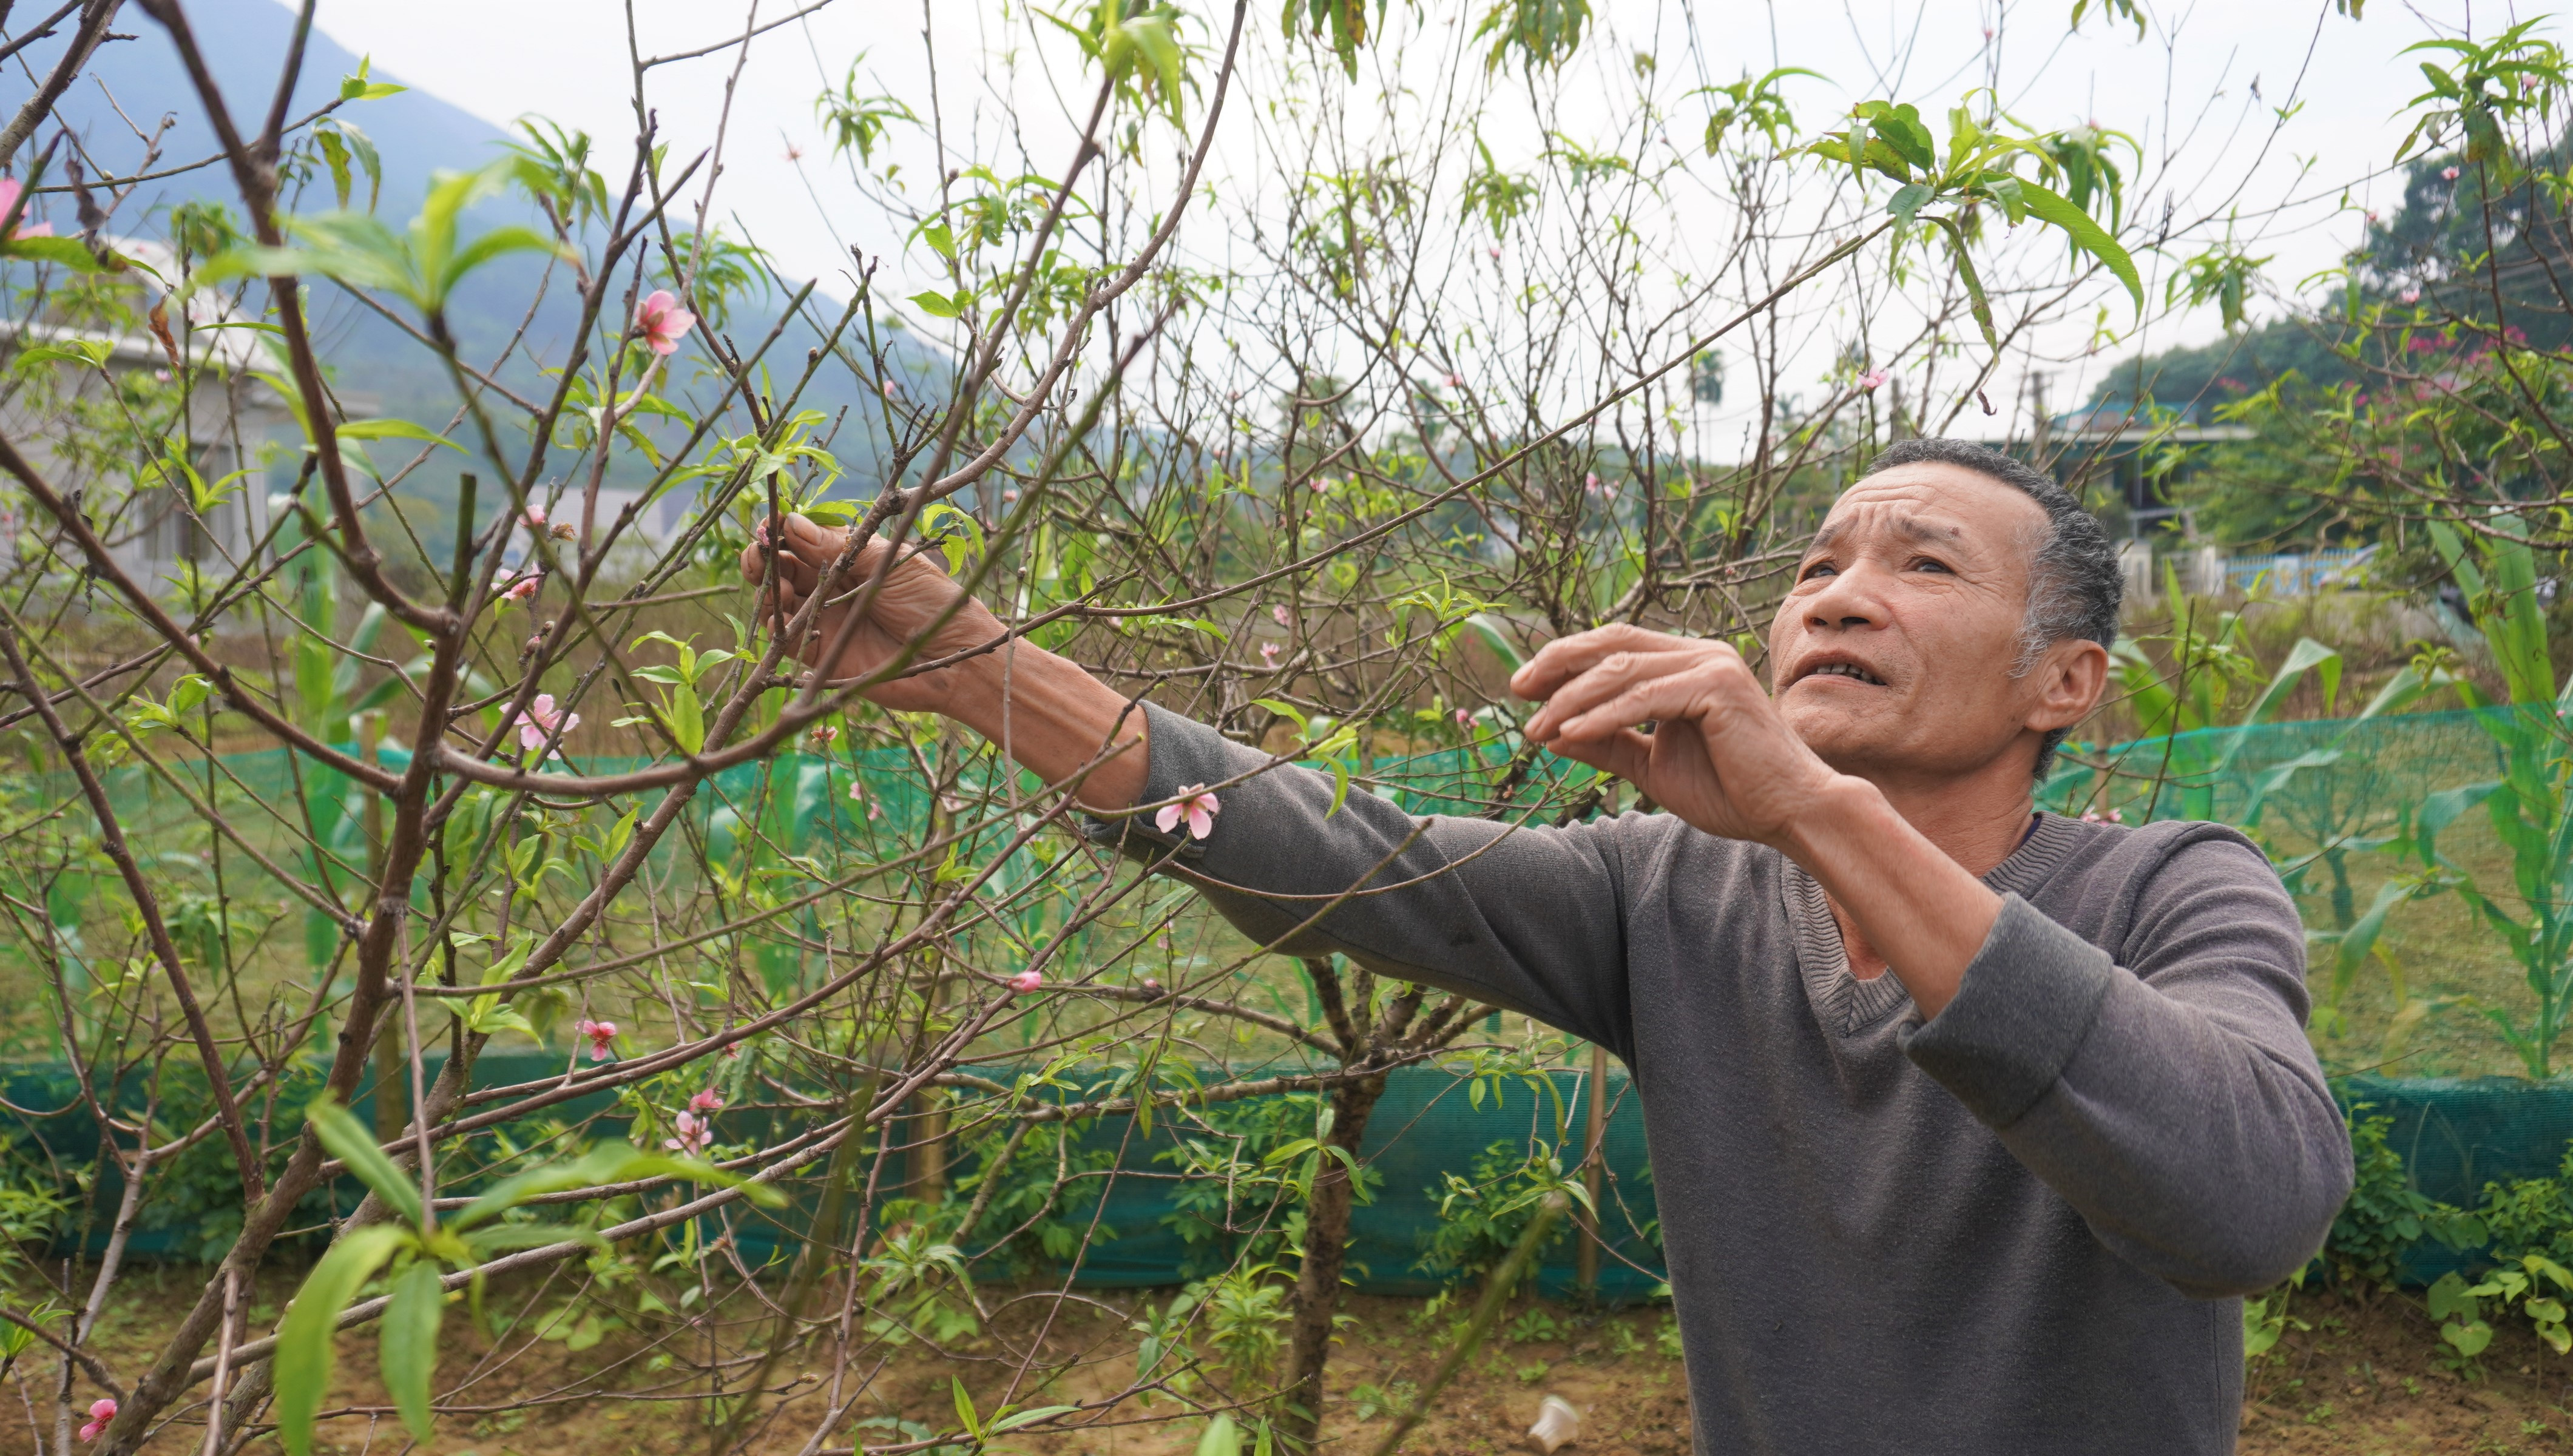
[[1802, 561, 1887, 632]]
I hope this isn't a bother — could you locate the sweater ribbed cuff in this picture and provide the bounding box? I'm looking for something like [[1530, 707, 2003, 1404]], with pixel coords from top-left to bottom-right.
[[1899, 894, 2115, 1129], [1080, 702, 1254, 862]]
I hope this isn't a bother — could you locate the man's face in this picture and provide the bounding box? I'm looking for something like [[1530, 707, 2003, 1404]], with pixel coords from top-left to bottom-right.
[[1768, 463, 2097, 781]]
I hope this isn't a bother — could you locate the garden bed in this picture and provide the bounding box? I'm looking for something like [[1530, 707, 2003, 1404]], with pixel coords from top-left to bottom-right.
[[12, 1271, 2569, 1455]]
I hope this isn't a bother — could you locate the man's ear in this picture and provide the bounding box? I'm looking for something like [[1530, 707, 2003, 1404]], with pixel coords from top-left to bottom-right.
[[2027, 638, 2110, 733]]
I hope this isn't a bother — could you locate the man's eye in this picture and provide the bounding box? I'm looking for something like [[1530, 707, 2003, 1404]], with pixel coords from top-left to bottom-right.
[[1801, 561, 1837, 580], [1910, 558, 1952, 574]]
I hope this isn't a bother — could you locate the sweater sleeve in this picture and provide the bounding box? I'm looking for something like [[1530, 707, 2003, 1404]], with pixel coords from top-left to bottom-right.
[[1088, 703, 1639, 1056], [1899, 833, 2354, 1298]]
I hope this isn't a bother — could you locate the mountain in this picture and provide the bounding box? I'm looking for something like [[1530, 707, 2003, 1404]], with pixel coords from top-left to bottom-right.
[[30, 1, 927, 544]]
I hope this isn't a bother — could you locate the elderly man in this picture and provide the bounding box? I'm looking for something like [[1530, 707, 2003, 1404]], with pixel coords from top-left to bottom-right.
[[745, 437, 2352, 1453]]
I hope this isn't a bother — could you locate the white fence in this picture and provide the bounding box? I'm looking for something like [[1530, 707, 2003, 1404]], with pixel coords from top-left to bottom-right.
[[2119, 543, 2376, 601]]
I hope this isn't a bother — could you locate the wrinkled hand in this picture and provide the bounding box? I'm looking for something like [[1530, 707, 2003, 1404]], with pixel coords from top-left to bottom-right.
[[735, 513, 1002, 714], [1512, 624, 1843, 849]]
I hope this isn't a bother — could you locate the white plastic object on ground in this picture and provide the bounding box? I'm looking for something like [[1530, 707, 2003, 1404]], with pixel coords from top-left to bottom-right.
[[1527, 1395, 1580, 1453]]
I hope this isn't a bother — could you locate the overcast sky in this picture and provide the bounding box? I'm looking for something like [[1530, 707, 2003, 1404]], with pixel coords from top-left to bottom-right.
[[286, 0, 2517, 414]]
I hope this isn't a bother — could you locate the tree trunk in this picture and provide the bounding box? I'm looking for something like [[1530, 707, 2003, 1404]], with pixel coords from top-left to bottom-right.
[[1277, 1068, 1387, 1448]]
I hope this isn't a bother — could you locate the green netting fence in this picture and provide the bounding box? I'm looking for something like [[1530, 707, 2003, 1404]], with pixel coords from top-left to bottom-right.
[[19, 707, 2573, 1294], [0, 1056, 1665, 1301]]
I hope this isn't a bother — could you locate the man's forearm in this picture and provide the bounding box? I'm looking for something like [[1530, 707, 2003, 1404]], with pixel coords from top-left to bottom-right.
[[928, 641, 1151, 814], [1781, 778, 2001, 1019]]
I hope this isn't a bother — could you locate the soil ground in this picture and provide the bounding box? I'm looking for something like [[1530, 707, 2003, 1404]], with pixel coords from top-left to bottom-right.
[[13, 1272, 2573, 1454]]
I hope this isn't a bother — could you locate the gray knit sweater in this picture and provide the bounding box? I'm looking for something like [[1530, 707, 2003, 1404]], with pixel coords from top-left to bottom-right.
[[1101, 705, 2352, 1454]]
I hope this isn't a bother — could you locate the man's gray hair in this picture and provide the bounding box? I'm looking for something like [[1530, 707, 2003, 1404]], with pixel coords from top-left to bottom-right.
[[1856, 438, 2122, 778]]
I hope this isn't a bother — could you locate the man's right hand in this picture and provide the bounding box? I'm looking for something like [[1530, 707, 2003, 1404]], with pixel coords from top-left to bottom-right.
[[735, 513, 1004, 715]]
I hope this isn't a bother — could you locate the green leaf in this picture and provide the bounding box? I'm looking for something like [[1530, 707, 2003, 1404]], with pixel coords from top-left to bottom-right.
[[1197, 1412, 1242, 1456], [11, 339, 114, 371], [2419, 781, 2498, 844], [2443, 1318, 2495, 1357], [340, 56, 407, 101], [1931, 216, 2000, 354], [308, 1097, 425, 1228], [910, 289, 965, 319], [2016, 179, 2143, 309], [1886, 181, 1932, 229], [0, 235, 124, 272], [317, 128, 355, 210], [952, 1376, 983, 1439], [2237, 637, 2341, 729], [450, 1142, 782, 1231], [276, 1224, 411, 1456], [336, 417, 462, 451], [2332, 880, 2413, 993], [670, 682, 705, 755], [1252, 697, 1310, 733], [992, 1404, 1081, 1433], [380, 1260, 445, 1442]]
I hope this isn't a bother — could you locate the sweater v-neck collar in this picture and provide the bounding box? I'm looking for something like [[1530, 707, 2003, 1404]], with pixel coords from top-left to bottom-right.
[[1781, 812, 2089, 1036]]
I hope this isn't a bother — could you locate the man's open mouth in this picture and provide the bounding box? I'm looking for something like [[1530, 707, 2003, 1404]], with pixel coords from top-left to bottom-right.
[[1800, 662, 1885, 686]]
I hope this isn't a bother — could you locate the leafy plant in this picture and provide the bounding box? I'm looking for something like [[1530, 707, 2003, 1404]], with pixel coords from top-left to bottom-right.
[[1198, 1262, 1291, 1390], [2425, 1258, 2573, 1372], [1804, 95, 2143, 352], [2380, 518, 2573, 1076], [272, 1098, 780, 1456], [1418, 1139, 1581, 1285]]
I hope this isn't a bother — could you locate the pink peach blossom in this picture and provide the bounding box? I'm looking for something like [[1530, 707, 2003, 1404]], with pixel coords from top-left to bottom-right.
[[810, 724, 839, 744], [1008, 969, 1044, 993], [0, 178, 50, 238], [523, 504, 547, 529], [501, 568, 541, 604], [689, 1088, 725, 1113], [2399, 288, 2421, 303], [507, 693, 580, 753], [1259, 642, 1280, 668], [1856, 368, 1890, 392], [575, 1017, 617, 1061], [1271, 605, 1292, 627], [664, 1110, 711, 1156], [635, 289, 695, 356], [78, 1398, 114, 1442], [1455, 708, 1473, 727], [2442, 166, 2461, 181], [1155, 784, 1220, 840]]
